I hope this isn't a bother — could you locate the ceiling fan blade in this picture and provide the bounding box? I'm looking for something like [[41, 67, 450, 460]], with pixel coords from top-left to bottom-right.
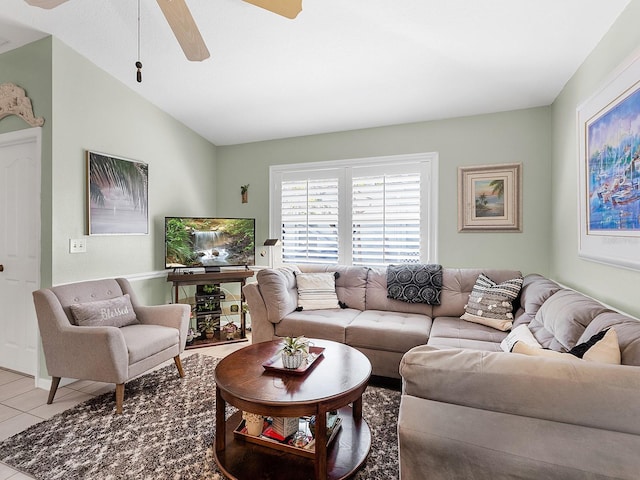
[[243, 0, 302, 19], [24, 0, 69, 8], [156, 0, 210, 62]]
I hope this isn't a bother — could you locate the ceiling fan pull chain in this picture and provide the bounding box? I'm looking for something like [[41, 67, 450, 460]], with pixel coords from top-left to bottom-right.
[[135, 0, 143, 83]]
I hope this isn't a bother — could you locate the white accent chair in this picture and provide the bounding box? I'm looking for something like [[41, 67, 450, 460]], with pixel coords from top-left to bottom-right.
[[32, 278, 190, 414]]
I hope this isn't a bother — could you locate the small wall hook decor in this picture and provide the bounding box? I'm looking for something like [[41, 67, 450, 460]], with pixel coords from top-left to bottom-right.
[[241, 184, 249, 203]]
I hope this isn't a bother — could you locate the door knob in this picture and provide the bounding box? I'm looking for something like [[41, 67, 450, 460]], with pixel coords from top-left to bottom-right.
[[0, 265, 3, 272]]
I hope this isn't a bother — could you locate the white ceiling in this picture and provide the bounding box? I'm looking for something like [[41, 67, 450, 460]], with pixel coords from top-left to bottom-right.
[[0, 0, 631, 145]]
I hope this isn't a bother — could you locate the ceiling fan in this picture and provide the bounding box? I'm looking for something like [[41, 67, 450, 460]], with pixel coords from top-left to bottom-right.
[[24, 0, 303, 62]]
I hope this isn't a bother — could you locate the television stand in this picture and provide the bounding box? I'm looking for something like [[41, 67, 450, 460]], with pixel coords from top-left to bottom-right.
[[167, 270, 255, 349]]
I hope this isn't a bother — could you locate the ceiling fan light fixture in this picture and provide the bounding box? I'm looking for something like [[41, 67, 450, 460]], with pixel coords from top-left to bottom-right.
[[24, 0, 69, 8]]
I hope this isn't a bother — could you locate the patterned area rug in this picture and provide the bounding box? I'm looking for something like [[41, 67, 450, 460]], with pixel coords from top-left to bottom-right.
[[0, 354, 400, 479]]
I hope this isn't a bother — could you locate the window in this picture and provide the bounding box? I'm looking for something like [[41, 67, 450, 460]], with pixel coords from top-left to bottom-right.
[[270, 153, 438, 266]]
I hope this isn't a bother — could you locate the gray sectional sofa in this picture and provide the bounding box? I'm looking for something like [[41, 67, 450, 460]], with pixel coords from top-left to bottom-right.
[[243, 265, 640, 479], [244, 264, 521, 378]]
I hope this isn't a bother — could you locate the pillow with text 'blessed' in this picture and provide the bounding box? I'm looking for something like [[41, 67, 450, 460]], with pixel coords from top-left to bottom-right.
[[70, 294, 138, 328]]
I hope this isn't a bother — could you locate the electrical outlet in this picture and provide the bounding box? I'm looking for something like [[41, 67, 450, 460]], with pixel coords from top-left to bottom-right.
[[69, 238, 87, 253]]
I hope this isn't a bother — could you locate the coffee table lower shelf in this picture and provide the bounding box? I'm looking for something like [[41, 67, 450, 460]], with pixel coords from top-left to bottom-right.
[[214, 406, 371, 480]]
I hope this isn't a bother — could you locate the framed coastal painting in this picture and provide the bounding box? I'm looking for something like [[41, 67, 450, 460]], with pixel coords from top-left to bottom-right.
[[578, 53, 640, 270], [86, 151, 149, 235], [458, 163, 522, 232]]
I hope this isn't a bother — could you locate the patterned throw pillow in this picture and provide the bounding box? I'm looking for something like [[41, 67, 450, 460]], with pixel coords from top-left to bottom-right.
[[295, 272, 340, 310], [512, 329, 620, 365], [70, 294, 138, 327], [386, 264, 442, 304], [461, 274, 523, 331]]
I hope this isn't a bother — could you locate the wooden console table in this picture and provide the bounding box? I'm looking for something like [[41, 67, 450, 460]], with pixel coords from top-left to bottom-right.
[[167, 270, 254, 348]]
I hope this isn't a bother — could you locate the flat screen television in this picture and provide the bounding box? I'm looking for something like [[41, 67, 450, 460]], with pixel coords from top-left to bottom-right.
[[165, 217, 255, 271]]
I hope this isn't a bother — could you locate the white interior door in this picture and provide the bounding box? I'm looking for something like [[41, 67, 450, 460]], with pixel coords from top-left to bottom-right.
[[0, 128, 41, 376]]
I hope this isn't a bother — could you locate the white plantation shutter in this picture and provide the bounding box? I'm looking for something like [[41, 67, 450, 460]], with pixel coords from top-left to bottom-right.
[[352, 172, 421, 265], [281, 177, 340, 264], [270, 153, 438, 266]]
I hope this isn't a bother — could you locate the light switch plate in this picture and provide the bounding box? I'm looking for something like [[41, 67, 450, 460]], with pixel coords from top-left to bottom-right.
[[69, 238, 87, 253]]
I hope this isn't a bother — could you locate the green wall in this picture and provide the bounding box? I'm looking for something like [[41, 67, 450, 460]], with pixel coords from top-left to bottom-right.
[[0, 37, 54, 288], [216, 107, 552, 274], [1, 38, 218, 305], [551, 0, 640, 318], [49, 38, 217, 303]]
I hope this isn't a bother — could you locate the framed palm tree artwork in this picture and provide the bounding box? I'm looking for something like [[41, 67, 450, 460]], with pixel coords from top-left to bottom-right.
[[458, 163, 522, 232], [86, 151, 149, 235]]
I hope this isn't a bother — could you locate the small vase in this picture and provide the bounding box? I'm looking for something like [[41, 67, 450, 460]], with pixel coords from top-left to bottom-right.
[[245, 415, 263, 436], [282, 351, 304, 369]]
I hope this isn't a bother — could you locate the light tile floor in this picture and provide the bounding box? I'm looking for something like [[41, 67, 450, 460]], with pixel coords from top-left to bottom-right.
[[0, 337, 251, 479]]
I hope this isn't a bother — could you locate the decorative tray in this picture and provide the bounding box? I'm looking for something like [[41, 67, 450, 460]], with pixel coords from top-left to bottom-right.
[[262, 346, 325, 375], [233, 414, 341, 459]]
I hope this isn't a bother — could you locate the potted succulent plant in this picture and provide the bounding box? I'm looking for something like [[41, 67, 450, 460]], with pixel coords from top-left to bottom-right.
[[280, 335, 308, 369], [221, 320, 239, 340], [201, 315, 216, 339], [241, 184, 249, 203]]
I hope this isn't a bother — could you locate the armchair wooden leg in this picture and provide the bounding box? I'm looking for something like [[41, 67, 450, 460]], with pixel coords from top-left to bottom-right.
[[47, 377, 61, 405], [115, 383, 124, 414], [174, 355, 185, 378]]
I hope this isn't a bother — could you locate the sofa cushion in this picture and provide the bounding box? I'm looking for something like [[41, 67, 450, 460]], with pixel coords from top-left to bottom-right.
[[274, 308, 360, 343], [512, 274, 562, 328], [70, 294, 138, 328], [429, 317, 508, 344], [426, 336, 503, 352], [120, 324, 179, 364], [51, 278, 126, 325], [345, 310, 431, 353], [461, 273, 523, 331], [431, 269, 523, 318], [528, 289, 611, 351], [298, 265, 368, 310], [256, 266, 300, 323], [295, 272, 340, 310]]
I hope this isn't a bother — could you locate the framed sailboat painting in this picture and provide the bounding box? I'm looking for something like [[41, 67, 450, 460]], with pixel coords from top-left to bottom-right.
[[578, 53, 640, 269]]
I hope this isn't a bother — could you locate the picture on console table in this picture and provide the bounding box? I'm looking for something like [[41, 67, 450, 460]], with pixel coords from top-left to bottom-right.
[[578, 53, 640, 269], [86, 151, 148, 235], [457, 163, 522, 232]]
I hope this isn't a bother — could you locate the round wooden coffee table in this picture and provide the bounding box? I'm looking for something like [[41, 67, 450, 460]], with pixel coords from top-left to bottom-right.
[[214, 338, 372, 480]]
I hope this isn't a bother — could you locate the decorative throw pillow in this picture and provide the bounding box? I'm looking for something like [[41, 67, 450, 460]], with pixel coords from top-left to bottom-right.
[[386, 264, 443, 304], [511, 342, 582, 362], [295, 272, 340, 310], [578, 329, 621, 365], [512, 328, 620, 365], [500, 324, 542, 352], [70, 294, 138, 328], [568, 329, 608, 358], [461, 274, 523, 331]]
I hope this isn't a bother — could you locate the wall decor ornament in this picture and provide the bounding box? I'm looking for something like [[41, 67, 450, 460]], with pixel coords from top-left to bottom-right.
[[578, 53, 640, 270], [458, 163, 522, 232], [0, 83, 45, 127], [86, 151, 149, 235]]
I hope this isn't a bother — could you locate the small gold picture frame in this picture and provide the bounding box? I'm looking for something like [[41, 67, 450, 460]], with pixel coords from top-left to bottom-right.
[[458, 163, 522, 232]]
